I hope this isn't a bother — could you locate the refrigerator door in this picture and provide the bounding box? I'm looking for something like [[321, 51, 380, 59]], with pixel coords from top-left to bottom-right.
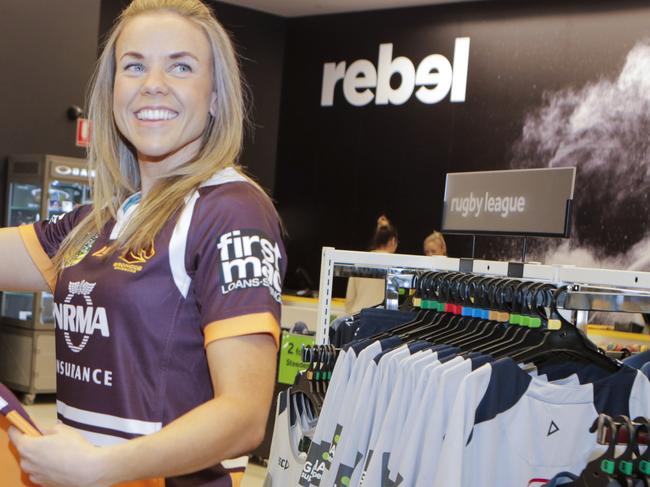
[[7, 182, 41, 226], [1, 183, 42, 324], [47, 179, 91, 220]]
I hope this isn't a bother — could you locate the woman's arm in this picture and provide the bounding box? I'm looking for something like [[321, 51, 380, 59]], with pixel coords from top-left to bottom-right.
[[107, 333, 277, 481], [345, 277, 357, 314], [10, 332, 277, 486], [0, 227, 50, 292]]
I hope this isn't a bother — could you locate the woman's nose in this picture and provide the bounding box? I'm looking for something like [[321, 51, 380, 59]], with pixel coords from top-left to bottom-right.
[[141, 67, 168, 95]]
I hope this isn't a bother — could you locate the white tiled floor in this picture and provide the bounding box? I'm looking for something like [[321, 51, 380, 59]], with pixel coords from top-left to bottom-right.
[[24, 399, 266, 487]]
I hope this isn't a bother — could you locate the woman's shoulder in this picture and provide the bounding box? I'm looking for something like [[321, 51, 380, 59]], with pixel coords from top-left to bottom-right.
[[193, 170, 277, 226], [198, 179, 271, 209]]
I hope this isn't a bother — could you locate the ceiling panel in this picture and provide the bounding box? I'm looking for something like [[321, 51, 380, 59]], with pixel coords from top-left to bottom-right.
[[217, 0, 481, 17]]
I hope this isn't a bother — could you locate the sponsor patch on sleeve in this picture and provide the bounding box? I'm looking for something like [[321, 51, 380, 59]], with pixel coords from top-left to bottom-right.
[[216, 229, 282, 302]]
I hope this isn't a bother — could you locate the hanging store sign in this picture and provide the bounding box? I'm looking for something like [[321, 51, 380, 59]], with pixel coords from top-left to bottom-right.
[[441, 167, 575, 237]]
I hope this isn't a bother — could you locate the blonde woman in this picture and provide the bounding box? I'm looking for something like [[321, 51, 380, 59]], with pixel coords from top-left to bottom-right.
[[423, 231, 447, 257], [5, 1, 283, 485]]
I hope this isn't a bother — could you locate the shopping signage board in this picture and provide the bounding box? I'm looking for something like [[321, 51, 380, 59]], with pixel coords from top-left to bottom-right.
[[442, 167, 575, 237], [277, 332, 316, 385]]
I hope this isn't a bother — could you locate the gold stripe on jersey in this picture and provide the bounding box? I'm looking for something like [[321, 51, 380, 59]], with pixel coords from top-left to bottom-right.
[[116, 478, 164, 487], [229, 471, 244, 487], [18, 224, 57, 292], [5, 411, 40, 437], [204, 312, 280, 349]]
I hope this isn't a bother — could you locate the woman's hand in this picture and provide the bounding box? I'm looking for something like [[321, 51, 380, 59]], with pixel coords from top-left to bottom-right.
[[8, 424, 112, 487]]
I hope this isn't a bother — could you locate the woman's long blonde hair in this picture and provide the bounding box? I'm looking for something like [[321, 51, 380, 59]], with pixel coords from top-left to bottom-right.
[[53, 0, 247, 269]]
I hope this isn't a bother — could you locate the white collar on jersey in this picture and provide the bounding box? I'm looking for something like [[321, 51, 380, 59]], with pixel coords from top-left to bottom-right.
[[199, 166, 249, 187], [110, 167, 248, 241]]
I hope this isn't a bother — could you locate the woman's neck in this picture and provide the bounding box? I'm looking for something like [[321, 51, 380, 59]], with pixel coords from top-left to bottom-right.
[[137, 138, 202, 197]]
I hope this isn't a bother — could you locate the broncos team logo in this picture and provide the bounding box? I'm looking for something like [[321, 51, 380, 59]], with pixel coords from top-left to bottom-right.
[[113, 242, 155, 273], [119, 245, 155, 264]]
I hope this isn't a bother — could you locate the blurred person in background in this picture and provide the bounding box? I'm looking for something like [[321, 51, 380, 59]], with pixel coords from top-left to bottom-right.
[[423, 230, 447, 256], [345, 216, 398, 314]]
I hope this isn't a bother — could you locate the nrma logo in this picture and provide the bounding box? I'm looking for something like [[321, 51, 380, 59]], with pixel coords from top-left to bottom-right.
[[53, 280, 109, 353], [321, 38, 470, 107], [217, 229, 282, 302]]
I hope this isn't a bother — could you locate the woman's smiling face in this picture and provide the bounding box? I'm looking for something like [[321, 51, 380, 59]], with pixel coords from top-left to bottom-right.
[[113, 11, 216, 164]]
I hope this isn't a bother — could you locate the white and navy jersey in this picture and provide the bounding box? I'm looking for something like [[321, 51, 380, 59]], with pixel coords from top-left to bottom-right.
[[328, 343, 413, 487], [391, 357, 582, 487], [315, 337, 401, 486], [391, 353, 466, 487], [321, 352, 382, 487], [386, 344, 460, 484], [433, 359, 650, 487], [412, 354, 494, 487], [359, 347, 439, 487], [348, 344, 428, 487], [301, 346, 357, 486], [264, 389, 308, 487], [20, 168, 286, 487]]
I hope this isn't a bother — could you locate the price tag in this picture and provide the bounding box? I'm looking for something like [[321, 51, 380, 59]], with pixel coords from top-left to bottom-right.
[[277, 332, 315, 385]]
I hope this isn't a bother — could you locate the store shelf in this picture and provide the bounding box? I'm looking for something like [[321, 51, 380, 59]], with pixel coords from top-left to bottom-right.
[[333, 265, 388, 279], [561, 286, 650, 313]]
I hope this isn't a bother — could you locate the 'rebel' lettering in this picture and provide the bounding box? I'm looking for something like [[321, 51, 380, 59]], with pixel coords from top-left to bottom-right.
[[320, 37, 470, 107]]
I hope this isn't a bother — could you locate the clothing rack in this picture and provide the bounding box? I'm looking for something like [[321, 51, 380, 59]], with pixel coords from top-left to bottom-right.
[[315, 247, 650, 345]]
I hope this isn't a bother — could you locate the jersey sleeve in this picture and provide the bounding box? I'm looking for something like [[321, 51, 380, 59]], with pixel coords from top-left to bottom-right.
[[18, 205, 91, 291], [188, 183, 287, 348]]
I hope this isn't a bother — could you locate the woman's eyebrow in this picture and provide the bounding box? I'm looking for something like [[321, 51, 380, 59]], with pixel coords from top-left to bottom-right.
[[120, 51, 144, 60], [168, 51, 199, 61]]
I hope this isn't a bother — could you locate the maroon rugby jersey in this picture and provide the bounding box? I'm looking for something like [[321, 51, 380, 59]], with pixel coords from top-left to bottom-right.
[[18, 168, 286, 487]]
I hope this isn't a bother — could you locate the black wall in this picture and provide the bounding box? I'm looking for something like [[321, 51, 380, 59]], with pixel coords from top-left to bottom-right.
[[274, 0, 650, 289], [209, 2, 286, 194], [0, 0, 101, 218]]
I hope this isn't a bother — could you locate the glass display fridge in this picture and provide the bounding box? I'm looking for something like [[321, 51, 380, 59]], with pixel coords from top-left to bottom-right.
[[0, 154, 92, 402]]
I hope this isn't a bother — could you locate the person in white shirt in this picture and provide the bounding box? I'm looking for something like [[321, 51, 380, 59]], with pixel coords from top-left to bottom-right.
[[345, 216, 398, 314]]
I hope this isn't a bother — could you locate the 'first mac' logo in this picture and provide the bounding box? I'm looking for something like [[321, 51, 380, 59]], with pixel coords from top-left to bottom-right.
[[217, 229, 282, 302]]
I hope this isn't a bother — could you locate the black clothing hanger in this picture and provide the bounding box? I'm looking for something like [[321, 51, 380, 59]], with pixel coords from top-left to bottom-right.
[[472, 280, 543, 356], [569, 415, 623, 487], [509, 286, 620, 372], [632, 417, 650, 486], [361, 270, 465, 344], [612, 416, 636, 487]]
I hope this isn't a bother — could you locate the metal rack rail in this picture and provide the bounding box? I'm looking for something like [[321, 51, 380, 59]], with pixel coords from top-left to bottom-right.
[[315, 247, 650, 345]]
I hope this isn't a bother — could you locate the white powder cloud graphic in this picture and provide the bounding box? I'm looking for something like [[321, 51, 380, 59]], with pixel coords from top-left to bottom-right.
[[509, 40, 650, 271]]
